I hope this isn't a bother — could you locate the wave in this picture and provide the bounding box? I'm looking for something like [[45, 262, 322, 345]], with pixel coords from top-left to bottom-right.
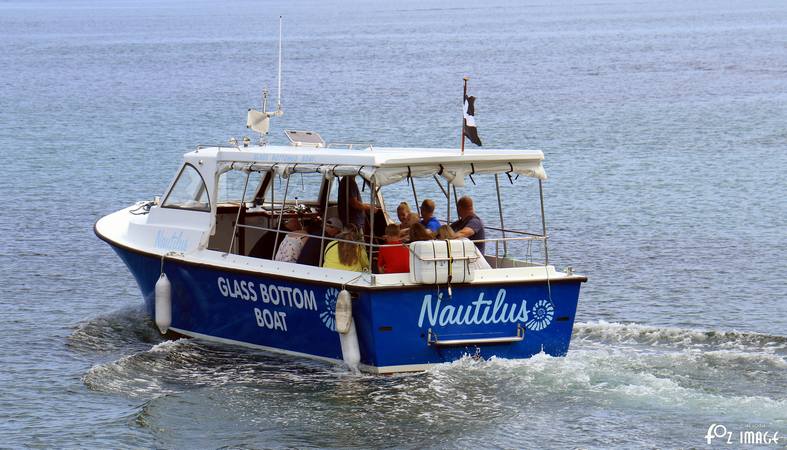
[[572, 320, 787, 353], [67, 307, 163, 355], [430, 350, 787, 424]]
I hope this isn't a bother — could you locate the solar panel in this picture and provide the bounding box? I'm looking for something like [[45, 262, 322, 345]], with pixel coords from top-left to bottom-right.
[[284, 130, 325, 147]]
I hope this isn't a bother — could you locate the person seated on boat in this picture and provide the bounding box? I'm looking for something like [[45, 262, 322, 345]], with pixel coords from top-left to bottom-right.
[[297, 217, 342, 267], [338, 175, 376, 231], [396, 202, 411, 224], [322, 224, 370, 272], [435, 224, 491, 269], [408, 222, 432, 243], [274, 217, 308, 263], [419, 199, 441, 234], [377, 224, 410, 274], [435, 224, 456, 240], [399, 212, 421, 239], [450, 195, 486, 254]]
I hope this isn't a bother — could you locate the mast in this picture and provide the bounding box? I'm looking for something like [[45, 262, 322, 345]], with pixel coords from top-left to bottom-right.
[[461, 77, 468, 155], [277, 16, 283, 113]]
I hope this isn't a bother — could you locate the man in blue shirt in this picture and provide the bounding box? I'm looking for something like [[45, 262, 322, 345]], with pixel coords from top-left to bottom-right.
[[419, 199, 440, 235]]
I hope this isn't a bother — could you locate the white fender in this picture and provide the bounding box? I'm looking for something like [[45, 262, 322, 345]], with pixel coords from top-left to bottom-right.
[[154, 273, 172, 334], [336, 289, 360, 371]]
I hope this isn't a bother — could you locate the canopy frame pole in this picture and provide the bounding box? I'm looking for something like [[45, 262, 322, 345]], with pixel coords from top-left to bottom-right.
[[226, 167, 252, 255], [538, 179, 549, 266], [495, 174, 508, 256], [270, 170, 275, 209], [368, 179, 376, 276], [410, 176, 420, 217], [461, 76, 468, 155], [433, 174, 449, 198], [452, 184, 459, 218], [318, 177, 333, 267], [271, 171, 291, 259]]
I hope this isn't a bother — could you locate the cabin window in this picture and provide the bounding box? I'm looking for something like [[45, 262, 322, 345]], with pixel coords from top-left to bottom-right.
[[162, 164, 210, 212], [266, 172, 325, 208], [217, 170, 263, 204]]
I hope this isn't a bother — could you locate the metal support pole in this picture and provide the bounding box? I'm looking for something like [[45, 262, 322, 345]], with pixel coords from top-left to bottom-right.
[[461, 77, 468, 155], [446, 183, 451, 223], [495, 174, 508, 256], [452, 184, 459, 218], [368, 179, 376, 273], [318, 177, 333, 267], [538, 179, 549, 266], [226, 167, 252, 255], [271, 171, 291, 259], [410, 176, 420, 217]]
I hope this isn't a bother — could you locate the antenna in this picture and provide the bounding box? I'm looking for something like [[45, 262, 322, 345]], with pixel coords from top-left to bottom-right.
[[277, 16, 283, 112], [245, 17, 284, 144]]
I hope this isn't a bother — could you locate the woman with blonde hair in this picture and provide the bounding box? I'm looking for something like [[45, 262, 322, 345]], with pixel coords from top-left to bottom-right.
[[435, 224, 456, 240], [396, 202, 411, 224], [322, 224, 370, 272]]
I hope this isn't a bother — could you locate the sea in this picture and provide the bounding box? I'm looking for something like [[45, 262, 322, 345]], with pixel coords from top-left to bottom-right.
[[0, 0, 785, 448]]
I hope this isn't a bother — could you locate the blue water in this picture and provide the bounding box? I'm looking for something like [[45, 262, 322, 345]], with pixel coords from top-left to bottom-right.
[[1, 0, 785, 447]]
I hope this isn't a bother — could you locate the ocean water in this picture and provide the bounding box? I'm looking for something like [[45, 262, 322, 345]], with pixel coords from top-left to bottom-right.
[[1, 0, 785, 448]]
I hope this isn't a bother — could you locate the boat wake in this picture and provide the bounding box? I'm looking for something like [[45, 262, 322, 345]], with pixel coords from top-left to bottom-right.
[[67, 307, 164, 356], [572, 320, 787, 354], [75, 310, 787, 442]]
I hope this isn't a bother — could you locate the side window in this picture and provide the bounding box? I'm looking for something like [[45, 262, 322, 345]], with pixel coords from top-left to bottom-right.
[[217, 170, 262, 204], [162, 164, 210, 211]]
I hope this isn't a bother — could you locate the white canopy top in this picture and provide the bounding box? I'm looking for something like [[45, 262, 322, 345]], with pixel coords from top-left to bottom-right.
[[188, 145, 546, 187]]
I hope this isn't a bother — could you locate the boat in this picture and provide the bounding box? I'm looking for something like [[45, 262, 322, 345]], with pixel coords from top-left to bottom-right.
[[95, 21, 585, 373], [94, 121, 587, 373]]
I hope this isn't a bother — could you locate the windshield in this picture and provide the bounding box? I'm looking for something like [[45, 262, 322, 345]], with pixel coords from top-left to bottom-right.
[[162, 164, 210, 212]]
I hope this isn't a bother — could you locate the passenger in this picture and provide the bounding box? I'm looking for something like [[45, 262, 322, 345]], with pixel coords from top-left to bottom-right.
[[450, 196, 486, 254], [399, 211, 421, 239], [274, 217, 308, 262], [419, 199, 440, 234], [322, 224, 370, 272], [435, 224, 456, 240], [408, 222, 432, 243], [396, 202, 411, 224], [338, 175, 375, 231], [377, 224, 410, 274], [297, 217, 342, 266], [437, 223, 490, 269]]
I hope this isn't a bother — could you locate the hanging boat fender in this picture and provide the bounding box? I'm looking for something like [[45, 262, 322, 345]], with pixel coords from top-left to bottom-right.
[[154, 273, 172, 334], [335, 289, 360, 371]]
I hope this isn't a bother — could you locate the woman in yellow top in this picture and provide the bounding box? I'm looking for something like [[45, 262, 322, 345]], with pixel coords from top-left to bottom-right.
[[322, 226, 369, 272]]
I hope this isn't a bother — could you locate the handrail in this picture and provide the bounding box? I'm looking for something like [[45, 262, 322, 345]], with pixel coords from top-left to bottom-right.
[[427, 324, 525, 346], [233, 222, 545, 249]]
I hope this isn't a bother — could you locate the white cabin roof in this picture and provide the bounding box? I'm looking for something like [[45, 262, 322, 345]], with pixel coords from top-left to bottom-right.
[[187, 145, 547, 186]]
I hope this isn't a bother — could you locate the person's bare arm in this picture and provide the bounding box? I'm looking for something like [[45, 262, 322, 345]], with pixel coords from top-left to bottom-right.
[[454, 227, 475, 239]]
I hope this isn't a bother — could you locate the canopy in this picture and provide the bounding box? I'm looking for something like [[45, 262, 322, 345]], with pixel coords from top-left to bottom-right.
[[197, 145, 547, 187]]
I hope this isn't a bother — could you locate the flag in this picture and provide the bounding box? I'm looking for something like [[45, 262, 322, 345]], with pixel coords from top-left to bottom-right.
[[463, 95, 482, 146]]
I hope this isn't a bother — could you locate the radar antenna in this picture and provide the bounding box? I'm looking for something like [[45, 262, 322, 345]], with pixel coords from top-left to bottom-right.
[[246, 16, 284, 145]]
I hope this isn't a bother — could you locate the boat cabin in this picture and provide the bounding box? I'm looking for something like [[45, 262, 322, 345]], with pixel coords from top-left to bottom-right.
[[145, 136, 556, 286]]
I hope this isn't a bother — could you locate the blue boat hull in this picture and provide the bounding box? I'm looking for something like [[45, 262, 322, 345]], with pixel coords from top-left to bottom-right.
[[110, 244, 583, 372]]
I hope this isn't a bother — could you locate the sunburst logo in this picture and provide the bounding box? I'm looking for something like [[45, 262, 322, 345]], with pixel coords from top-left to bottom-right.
[[319, 287, 339, 331], [526, 299, 554, 331]]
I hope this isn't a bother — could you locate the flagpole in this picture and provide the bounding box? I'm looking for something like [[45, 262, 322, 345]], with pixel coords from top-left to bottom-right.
[[461, 76, 468, 155]]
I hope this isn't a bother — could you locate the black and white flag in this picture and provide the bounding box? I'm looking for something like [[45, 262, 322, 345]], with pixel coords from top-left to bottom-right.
[[463, 95, 482, 146]]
